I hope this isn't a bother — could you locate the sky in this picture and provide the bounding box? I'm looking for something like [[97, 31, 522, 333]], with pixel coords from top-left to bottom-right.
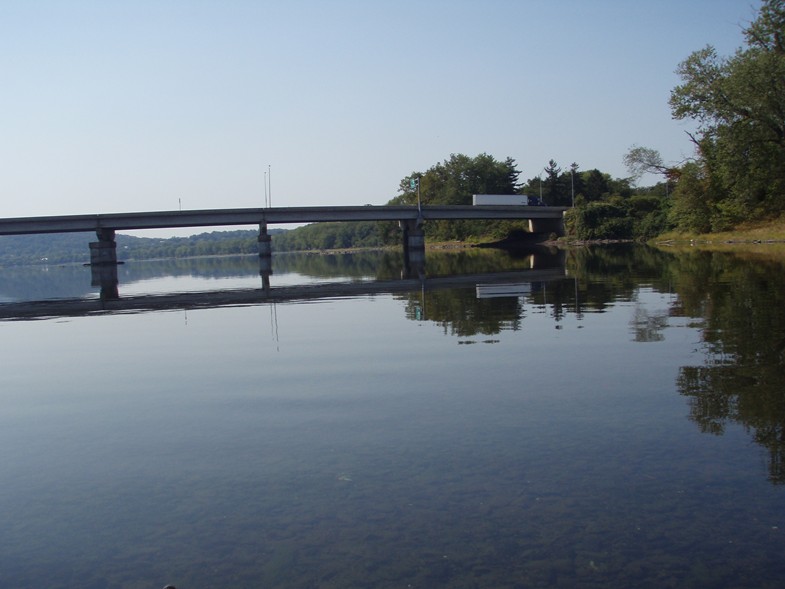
[[0, 0, 760, 235]]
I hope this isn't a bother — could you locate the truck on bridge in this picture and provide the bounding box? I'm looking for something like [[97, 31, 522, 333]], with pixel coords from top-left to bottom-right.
[[472, 194, 544, 206]]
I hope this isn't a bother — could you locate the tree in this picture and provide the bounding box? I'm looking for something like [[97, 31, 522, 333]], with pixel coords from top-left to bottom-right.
[[394, 153, 523, 241], [669, 0, 785, 225], [397, 153, 520, 207], [582, 169, 611, 202], [542, 159, 570, 206], [624, 146, 666, 179]]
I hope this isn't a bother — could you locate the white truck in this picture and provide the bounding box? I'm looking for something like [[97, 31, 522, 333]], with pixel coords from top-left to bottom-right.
[[472, 194, 544, 206]]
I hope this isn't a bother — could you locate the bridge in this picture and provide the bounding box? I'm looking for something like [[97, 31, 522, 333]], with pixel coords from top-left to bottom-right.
[[0, 204, 567, 267]]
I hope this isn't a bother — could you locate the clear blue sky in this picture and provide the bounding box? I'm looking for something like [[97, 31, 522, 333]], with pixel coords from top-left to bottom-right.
[[0, 0, 758, 232]]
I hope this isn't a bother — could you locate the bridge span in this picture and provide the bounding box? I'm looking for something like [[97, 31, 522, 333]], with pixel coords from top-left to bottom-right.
[[0, 204, 567, 266]]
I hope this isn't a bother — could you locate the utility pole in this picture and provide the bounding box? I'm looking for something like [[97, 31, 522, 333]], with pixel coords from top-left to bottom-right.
[[569, 162, 578, 208]]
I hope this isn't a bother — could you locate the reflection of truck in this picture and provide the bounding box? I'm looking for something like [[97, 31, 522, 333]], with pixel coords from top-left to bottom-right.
[[472, 194, 545, 206], [476, 282, 534, 299]]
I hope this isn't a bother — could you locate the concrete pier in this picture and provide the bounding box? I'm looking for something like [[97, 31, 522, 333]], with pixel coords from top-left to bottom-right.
[[89, 228, 118, 266], [257, 223, 272, 275], [401, 218, 425, 266]]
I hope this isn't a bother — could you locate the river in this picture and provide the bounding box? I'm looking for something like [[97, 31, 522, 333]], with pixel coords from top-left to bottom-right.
[[0, 245, 783, 588]]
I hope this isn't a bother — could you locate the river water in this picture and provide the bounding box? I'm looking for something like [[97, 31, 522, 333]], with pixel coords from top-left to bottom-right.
[[0, 245, 783, 588]]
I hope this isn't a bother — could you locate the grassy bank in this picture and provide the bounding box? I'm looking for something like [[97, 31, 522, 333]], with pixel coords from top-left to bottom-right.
[[652, 217, 785, 257]]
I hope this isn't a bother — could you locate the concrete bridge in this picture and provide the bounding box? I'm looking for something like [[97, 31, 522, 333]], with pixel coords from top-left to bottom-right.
[[0, 204, 567, 267]]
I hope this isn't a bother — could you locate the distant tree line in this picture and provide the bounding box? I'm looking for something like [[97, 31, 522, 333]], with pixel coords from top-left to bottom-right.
[[0, 230, 271, 266]]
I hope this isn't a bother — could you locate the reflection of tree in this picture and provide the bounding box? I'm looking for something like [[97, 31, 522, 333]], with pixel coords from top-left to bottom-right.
[[631, 305, 669, 342], [562, 244, 677, 317], [398, 287, 523, 337], [671, 250, 785, 484], [395, 245, 684, 338]]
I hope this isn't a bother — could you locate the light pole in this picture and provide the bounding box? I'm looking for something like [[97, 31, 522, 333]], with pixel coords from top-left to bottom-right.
[[410, 177, 421, 214], [569, 162, 578, 208]]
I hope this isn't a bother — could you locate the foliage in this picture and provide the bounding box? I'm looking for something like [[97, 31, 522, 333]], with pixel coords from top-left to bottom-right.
[[119, 230, 263, 260], [571, 201, 633, 240], [581, 168, 612, 201], [0, 230, 273, 266], [392, 153, 527, 242], [668, 0, 785, 229], [623, 145, 668, 180], [568, 193, 672, 241], [394, 153, 521, 208], [271, 221, 390, 251]]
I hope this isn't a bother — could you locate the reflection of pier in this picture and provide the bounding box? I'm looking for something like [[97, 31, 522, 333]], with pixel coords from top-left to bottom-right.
[[0, 268, 567, 321]]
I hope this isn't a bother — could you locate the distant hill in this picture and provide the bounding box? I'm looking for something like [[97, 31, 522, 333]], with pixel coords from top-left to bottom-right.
[[0, 229, 287, 266]]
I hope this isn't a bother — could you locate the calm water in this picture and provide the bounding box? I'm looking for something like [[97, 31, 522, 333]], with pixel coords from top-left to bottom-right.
[[1, 245, 784, 588]]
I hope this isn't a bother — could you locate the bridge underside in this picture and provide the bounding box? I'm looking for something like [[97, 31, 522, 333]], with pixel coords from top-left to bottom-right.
[[85, 215, 564, 270], [528, 217, 565, 237]]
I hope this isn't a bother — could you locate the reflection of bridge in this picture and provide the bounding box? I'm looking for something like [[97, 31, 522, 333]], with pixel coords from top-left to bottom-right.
[[0, 268, 567, 321], [0, 205, 567, 266]]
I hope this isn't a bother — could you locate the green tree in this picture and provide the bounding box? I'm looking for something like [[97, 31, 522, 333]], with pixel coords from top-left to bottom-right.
[[396, 153, 520, 207], [582, 169, 611, 201], [394, 153, 523, 241], [669, 0, 785, 225], [542, 159, 570, 206]]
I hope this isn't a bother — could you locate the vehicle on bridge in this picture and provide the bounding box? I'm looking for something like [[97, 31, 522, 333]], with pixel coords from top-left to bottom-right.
[[472, 194, 545, 206]]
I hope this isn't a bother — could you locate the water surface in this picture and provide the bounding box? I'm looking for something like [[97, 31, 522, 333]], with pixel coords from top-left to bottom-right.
[[0, 246, 783, 588]]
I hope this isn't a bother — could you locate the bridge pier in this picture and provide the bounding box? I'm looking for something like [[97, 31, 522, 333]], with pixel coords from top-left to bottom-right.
[[257, 222, 273, 273], [89, 228, 118, 265], [400, 218, 425, 266]]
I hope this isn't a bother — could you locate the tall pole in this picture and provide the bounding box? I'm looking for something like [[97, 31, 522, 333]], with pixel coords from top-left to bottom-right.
[[571, 169, 575, 208], [417, 177, 421, 214], [268, 165, 272, 207], [569, 163, 578, 208], [410, 177, 421, 213], [264, 171, 268, 208]]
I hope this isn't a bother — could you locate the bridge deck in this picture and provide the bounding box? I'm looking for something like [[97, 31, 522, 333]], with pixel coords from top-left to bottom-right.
[[0, 205, 566, 235]]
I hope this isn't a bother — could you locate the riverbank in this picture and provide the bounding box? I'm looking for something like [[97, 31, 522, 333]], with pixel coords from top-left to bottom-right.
[[655, 217, 785, 244], [648, 218, 785, 258]]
